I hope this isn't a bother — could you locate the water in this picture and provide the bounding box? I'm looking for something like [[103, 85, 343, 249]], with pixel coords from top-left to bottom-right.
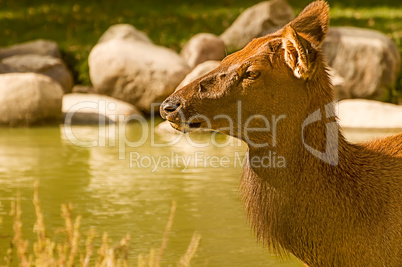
[[0, 122, 398, 266]]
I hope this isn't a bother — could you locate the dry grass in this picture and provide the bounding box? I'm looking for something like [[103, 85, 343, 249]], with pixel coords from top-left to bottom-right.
[[1, 182, 201, 267]]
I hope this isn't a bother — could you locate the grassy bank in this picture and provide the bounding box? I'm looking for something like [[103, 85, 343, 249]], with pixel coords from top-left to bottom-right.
[[1, 182, 200, 266], [0, 0, 401, 92]]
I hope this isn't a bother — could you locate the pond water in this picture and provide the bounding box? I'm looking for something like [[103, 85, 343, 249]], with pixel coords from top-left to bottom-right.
[[0, 121, 399, 266]]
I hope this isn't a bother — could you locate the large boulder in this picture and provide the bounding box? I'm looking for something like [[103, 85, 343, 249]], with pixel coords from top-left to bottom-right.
[[98, 24, 152, 44], [0, 39, 61, 59], [323, 27, 401, 100], [338, 99, 402, 129], [0, 73, 63, 126], [0, 54, 73, 93], [89, 24, 190, 114], [176, 60, 221, 90], [220, 0, 294, 52], [63, 93, 143, 125], [181, 33, 226, 69]]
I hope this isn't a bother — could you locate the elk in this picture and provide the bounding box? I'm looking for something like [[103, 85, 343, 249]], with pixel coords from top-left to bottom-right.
[[160, 1, 402, 266]]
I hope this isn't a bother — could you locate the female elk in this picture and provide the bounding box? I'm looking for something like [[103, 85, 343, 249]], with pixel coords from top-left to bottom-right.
[[160, 1, 402, 266]]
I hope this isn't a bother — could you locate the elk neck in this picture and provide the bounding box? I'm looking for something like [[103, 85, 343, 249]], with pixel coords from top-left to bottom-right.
[[244, 66, 356, 190], [239, 67, 374, 254]]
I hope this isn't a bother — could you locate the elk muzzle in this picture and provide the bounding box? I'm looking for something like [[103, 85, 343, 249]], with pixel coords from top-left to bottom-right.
[[160, 95, 205, 132], [160, 98, 181, 119]]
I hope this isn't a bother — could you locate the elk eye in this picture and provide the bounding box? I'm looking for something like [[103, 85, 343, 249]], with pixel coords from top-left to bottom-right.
[[245, 70, 261, 80]]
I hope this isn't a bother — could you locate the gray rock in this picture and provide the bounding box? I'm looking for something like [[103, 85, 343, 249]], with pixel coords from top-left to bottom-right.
[[338, 99, 402, 129], [176, 60, 221, 91], [0, 73, 63, 126], [0, 54, 73, 93], [220, 0, 294, 52], [98, 24, 152, 44], [0, 39, 61, 60], [63, 93, 143, 125], [89, 33, 190, 114], [323, 27, 401, 100], [181, 33, 226, 69]]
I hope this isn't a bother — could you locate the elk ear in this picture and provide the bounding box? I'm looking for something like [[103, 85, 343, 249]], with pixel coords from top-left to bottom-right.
[[288, 1, 329, 46], [282, 25, 317, 79]]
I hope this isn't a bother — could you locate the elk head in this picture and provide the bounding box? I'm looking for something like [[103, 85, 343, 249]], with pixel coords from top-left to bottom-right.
[[160, 1, 331, 148]]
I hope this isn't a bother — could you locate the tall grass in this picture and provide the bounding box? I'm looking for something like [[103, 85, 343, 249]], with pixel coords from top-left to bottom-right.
[[1, 182, 200, 267]]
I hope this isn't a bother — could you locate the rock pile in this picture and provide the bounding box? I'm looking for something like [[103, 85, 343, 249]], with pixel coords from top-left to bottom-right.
[[0, 40, 70, 126], [0, 0, 400, 129]]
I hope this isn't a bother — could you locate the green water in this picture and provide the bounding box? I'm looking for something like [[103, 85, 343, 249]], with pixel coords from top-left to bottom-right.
[[0, 122, 398, 266]]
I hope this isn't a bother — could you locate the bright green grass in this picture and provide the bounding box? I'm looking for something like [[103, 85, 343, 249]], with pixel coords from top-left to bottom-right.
[[0, 0, 401, 97]]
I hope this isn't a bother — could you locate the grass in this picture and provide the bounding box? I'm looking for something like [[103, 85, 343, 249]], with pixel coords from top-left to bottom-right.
[[0, 0, 401, 95], [0, 182, 200, 267]]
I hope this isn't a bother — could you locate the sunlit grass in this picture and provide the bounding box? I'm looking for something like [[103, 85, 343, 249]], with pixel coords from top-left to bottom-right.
[[331, 6, 402, 19], [331, 6, 402, 47]]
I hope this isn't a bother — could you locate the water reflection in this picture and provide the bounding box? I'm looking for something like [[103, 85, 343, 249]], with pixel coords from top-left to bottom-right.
[[1, 123, 398, 266]]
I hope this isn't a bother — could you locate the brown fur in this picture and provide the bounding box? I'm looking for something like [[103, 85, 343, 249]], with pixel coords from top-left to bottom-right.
[[160, 1, 402, 266]]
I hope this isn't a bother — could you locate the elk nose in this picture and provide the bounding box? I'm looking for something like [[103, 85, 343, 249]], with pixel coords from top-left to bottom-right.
[[160, 99, 181, 118], [163, 100, 180, 112]]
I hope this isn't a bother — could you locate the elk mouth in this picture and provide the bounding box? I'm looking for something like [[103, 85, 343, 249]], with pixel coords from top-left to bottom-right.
[[184, 121, 202, 128], [167, 120, 205, 133]]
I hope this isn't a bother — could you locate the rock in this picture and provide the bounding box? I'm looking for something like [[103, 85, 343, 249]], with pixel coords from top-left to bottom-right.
[[72, 85, 95, 94], [0, 73, 63, 126], [89, 25, 190, 114], [338, 99, 402, 129], [323, 27, 401, 100], [63, 93, 143, 125], [220, 0, 294, 52], [0, 39, 61, 60], [176, 60, 221, 90], [181, 33, 226, 69], [98, 24, 152, 44], [328, 67, 346, 93], [0, 54, 73, 93]]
